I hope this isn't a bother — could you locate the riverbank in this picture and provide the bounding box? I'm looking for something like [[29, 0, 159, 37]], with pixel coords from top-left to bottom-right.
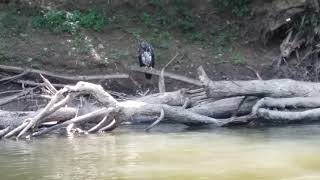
[[0, 1, 281, 94]]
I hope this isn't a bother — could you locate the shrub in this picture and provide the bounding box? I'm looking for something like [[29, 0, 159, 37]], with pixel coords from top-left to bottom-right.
[[79, 10, 107, 31], [33, 10, 107, 33]]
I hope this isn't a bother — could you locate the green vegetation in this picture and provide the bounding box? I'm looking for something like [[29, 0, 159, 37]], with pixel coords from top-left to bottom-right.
[[31, 9, 107, 55], [33, 9, 107, 33], [215, 0, 251, 17]]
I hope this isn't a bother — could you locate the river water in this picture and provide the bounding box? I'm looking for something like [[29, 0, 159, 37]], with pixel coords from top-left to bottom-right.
[[1, 124, 320, 180]]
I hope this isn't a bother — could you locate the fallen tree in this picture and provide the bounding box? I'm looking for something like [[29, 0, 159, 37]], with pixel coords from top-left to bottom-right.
[[2, 65, 320, 140]]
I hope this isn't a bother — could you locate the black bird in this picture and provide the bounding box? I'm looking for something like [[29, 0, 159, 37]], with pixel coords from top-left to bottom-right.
[[138, 41, 155, 79]]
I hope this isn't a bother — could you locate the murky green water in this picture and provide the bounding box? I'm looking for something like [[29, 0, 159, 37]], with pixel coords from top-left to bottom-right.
[[1, 124, 320, 180]]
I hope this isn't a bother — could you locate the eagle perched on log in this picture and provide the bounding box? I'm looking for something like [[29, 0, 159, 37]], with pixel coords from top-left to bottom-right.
[[138, 41, 155, 79]]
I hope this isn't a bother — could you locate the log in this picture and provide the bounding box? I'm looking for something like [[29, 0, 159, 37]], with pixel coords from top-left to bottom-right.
[[7, 76, 320, 139], [198, 66, 320, 98], [189, 96, 258, 118], [253, 96, 320, 112], [65, 82, 119, 107], [117, 100, 250, 126], [252, 96, 320, 123], [257, 108, 320, 123]]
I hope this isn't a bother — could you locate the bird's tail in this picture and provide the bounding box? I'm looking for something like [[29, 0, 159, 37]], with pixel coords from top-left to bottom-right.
[[145, 73, 152, 79]]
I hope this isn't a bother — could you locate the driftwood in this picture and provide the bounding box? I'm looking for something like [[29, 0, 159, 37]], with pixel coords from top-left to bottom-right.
[[0, 88, 34, 106], [2, 65, 320, 140], [198, 66, 320, 98], [0, 80, 254, 139], [252, 96, 320, 123]]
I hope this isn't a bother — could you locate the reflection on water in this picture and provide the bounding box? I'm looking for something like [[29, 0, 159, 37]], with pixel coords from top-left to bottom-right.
[[1, 124, 320, 180]]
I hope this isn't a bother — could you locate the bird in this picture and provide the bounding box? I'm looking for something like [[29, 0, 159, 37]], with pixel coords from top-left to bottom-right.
[[138, 40, 155, 79]]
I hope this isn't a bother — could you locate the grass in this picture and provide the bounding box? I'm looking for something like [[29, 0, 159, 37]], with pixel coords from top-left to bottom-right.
[[33, 9, 107, 33]]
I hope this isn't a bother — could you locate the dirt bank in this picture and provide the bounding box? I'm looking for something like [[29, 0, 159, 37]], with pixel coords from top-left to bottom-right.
[[0, 1, 282, 95]]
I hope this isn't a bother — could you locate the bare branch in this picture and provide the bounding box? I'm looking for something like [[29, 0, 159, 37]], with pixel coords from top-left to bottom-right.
[[130, 66, 202, 86], [145, 109, 165, 131], [0, 64, 129, 81], [40, 74, 57, 94], [32, 108, 109, 137]]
